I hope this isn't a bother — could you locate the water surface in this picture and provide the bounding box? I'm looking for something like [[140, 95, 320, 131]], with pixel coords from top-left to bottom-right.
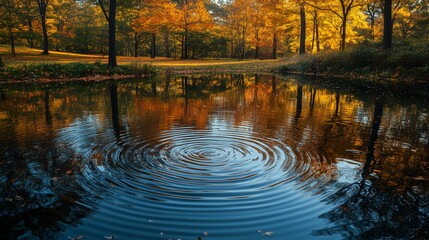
[[0, 74, 428, 240]]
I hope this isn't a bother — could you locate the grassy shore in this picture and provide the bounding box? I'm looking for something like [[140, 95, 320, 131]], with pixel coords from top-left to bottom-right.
[[278, 45, 429, 85], [0, 45, 284, 83]]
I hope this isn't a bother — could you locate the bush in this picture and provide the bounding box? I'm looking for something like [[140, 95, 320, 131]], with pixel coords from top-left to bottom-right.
[[0, 62, 156, 81], [279, 45, 429, 82]]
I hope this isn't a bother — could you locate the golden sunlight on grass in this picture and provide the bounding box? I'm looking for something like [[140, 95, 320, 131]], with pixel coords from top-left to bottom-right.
[[0, 45, 286, 72]]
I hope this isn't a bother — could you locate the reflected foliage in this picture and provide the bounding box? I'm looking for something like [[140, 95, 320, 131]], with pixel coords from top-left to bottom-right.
[[0, 74, 428, 239]]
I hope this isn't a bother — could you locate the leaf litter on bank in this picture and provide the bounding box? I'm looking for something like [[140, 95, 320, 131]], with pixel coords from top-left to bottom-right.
[[68, 235, 85, 240]]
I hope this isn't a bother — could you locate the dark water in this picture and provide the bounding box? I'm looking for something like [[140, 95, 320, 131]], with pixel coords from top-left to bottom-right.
[[0, 74, 428, 240]]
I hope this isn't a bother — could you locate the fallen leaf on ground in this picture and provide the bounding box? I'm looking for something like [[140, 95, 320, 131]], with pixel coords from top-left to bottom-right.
[[68, 235, 85, 240]]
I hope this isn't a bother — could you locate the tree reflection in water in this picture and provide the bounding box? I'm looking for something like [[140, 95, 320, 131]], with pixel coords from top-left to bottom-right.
[[0, 74, 428, 239], [313, 96, 429, 239]]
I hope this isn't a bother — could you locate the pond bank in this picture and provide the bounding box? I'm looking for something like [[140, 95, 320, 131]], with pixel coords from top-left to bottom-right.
[[278, 46, 429, 92], [0, 56, 288, 85], [0, 62, 156, 84]]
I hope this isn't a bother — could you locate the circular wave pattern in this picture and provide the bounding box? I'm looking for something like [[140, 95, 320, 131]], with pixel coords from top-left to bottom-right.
[[58, 125, 332, 240], [110, 127, 296, 200]]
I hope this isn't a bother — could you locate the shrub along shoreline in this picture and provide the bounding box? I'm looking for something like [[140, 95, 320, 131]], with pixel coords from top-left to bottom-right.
[[0, 61, 156, 83], [278, 45, 429, 86]]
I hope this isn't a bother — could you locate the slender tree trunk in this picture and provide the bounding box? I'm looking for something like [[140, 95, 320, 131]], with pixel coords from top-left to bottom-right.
[[255, 44, 260, 59], [340, 18, 347, 50], [150, 33, 156, 58], [311, 13, 316, 52], [36, 0, 50, 54], [230, 41, 234, 58], [184, 30, 189, 59], [134, 32, 139, 57], [299, 5, 306, 54], [164, 32, 171, 58], [383, 0, 393, 50], [316, 13, 320, 52], [8, 27, 16, 57], [255, 29, 260, 59], [40, 11, 49, 54], [272, 32, 277, 59], [108, 0, 117, 67], [240, 40, 245, 61], [27, 20, 34, 48]]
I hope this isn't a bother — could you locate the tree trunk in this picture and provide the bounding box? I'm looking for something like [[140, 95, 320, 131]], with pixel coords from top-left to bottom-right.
[[134, 32, 139, 57], [164, 32, 171, 58], [230, 41, 234, 58], [311, 13, 316, 52], [272, 32, 277, 59], [183, 30, 189, 59], [40, 9, 49, 54], [254, 29, 260, 59], [27, 19, 34, 48], [255, 44, 260, 59], [150, 33, 156, 59], [383, 0, 393, 50], [108, 0, 117, 67], [299, 5, 306, 54], [316, 14, 320, 52], [340, 18, 347, 50], [8, 27, 16, 57], [36, 0, 50, 54]]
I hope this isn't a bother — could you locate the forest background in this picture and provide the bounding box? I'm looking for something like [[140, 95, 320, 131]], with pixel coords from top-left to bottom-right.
[[1, 0, 427, 62]]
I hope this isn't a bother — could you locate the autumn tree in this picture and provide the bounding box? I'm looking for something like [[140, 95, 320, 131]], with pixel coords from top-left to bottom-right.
[[309, 9, 321, 52], [134, 0, 177, 58], [174, 0, 214, 59], [36, 0, 50, 54], [363, 1, 382, 40], [0, 0, 22, 56], [51, 0, 78, 51], [249, 0, 266, 59], [264, 0, 289, 59], [383, 0, 393, 49], [19, 0, 38, 48], [297, 0, 307, 54], [227, 0, 252, 60], [307, 0, 367, 50], [97, 0, 118, 66]]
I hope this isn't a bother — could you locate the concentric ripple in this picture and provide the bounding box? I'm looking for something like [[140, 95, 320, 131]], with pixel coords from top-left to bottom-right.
[[56, 123, 333, 240], [108, 127, 297, 199]]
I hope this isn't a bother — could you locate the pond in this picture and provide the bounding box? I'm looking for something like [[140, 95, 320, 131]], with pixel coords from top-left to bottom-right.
[[0, 74, 428, 240]]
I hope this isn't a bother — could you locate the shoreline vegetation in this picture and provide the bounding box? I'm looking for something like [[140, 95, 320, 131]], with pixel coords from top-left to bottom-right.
[[279, 44, 429, 83], [1, 45, 428, 95]]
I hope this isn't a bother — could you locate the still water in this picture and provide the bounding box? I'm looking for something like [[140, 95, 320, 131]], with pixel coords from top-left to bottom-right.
[[0, 74, 428, 240]]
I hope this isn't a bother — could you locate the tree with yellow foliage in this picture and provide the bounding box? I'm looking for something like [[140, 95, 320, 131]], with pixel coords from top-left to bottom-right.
[[307, 0, 368, 50], [174, 0, 214, 59], [227, 0, 253, 60]]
